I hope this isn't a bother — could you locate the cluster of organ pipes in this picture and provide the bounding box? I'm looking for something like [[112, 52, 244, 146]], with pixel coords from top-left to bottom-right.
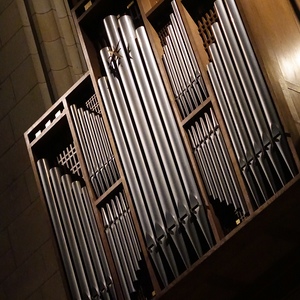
[[33, 0, 300, 298], [37, 159, 116, 300], [101, 192, 143, 299], [188, 108, 247, 229], [70, 104, 119, 197], [98, 12, 213, 288], [162, 1, 208, 118], [207, 0, 297, 206]]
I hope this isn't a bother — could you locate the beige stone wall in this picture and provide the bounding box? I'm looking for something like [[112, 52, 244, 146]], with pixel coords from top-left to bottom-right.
[[0, 0, 86, 298]]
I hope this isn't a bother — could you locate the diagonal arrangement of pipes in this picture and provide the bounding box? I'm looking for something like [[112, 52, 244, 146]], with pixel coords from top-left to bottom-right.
[[37, 159, 116, 300], [161, 0, 249, 232], [188, 108, 248, 232], [162, 1, 208, 118], [70, 104, 119, 197], [208, 0, 297, 207], [101, 192, 142, 299], [97, 11, 214, 289]]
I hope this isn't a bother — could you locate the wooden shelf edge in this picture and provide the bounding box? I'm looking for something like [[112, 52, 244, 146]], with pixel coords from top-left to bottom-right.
[[94, 178, 123, 206], [180, 97, 212, 127]]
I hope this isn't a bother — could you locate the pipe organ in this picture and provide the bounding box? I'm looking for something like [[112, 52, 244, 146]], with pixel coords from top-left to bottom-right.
[[25, 0, 300, 299]]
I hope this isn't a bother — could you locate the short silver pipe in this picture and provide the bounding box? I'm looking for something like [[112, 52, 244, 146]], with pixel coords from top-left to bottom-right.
[[203, 114, 234, 206], [170, 0, 198, 73], [89, 112, 115, 186], [210, 109, 247, 214], [72, 181, 110, 299], [109, 200, 138, 282], [94, 114, 119, 182], [196, 120, 224, 202], [163, 46, 180, 97], [117, 193, 141, 260], [81, 186, 116, 299], [61, 174, 100, 299], [70, 105, 93, 177], [83, 110, 110, 189], [188, 127, 214, 198], [114, 195, 141, 269], [170, 13, 196, 83], [167, 23, 191, 87], [102, 207, 131, 300]]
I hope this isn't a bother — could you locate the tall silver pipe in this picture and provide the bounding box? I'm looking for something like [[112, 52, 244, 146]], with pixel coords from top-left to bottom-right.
[[223, 0, 281, 136], [209, 42, 270, 202], [214, 2, 271, 146], [98, 76, 168, 286], [211, 22, 263, 154], [119, 16, 188, 214], [103, 16, 174, 226], [207, 62, 262, 204], [211, 19, 288, 186], [37, 159, 81, 300], [209, 43, 255, 160], [225, 0, 297, 177], [136, 26, 214, 248], [103, 15, 188, 275], [119, 15, 196, 265], [211, 24, 278, 194]]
